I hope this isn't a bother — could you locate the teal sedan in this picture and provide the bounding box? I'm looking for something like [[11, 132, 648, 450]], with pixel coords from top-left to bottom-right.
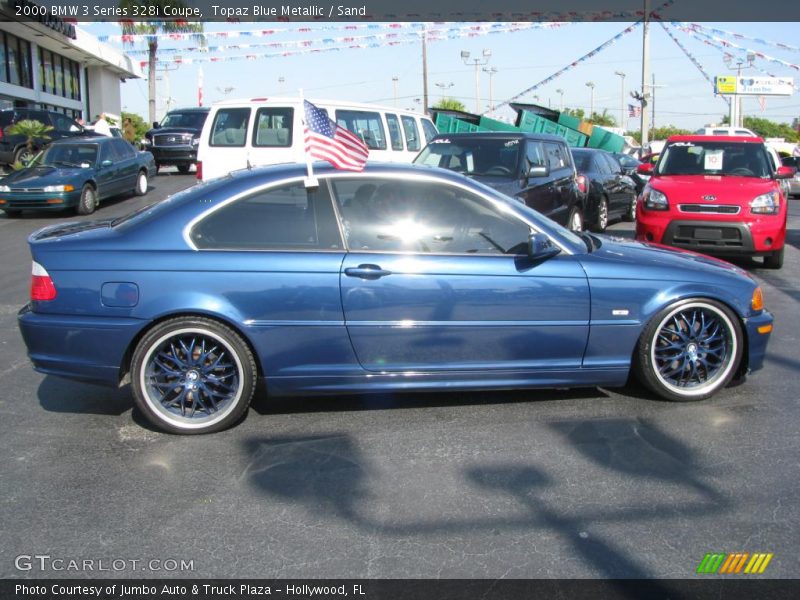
[[0, 136, 155, 216]]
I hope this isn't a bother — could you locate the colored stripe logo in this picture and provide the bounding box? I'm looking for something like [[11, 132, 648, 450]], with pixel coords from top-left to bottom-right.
[[697, 552, 773, 574]]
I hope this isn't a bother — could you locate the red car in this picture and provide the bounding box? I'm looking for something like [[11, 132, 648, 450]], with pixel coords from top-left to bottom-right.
[[635, 135, 792, 269]]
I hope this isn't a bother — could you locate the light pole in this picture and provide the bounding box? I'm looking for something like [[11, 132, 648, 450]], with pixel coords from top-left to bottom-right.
[[461, 48, 491, 113], [392, 76, 399, 107], [556, 88, 564, 112], [614, 71, 625, 128], [585, 81, 595, 120], [724, 53, 755, 127], [483, 66, 498, 114]]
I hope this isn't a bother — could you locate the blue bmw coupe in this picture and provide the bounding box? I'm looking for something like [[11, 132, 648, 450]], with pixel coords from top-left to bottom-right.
[[18, 163, 773, 434]]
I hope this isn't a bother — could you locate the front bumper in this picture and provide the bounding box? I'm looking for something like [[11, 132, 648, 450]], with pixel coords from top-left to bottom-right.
[[743, 309, 773, 373], [149, 145, 198, 166], [0, 190, 81, 211], [18, 304, 147, 387]]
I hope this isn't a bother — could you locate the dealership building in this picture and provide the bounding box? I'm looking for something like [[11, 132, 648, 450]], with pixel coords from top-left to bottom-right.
[[0, 0, 141, 120]]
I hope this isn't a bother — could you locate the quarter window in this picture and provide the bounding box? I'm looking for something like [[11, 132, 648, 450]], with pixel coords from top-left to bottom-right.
[[421, 119, 438, 143], [253, 107, 293, 147], [400, 116, 421, 152], [335, 110, 386, 150], [332, 178, 531, 255], [209, 108, 250, 147], [385, 113, 404, 151], [191, 181, 343, 251]]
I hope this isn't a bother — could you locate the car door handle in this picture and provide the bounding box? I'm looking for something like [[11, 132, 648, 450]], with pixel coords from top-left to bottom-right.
[[344, 264, 392, 280]]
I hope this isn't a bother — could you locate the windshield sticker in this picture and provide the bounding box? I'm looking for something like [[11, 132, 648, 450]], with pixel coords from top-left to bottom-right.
[[705, 149, 724, 170], [430, 138, 450, 144], [670, 142, 696, 147], [504, 140, 519, 147]]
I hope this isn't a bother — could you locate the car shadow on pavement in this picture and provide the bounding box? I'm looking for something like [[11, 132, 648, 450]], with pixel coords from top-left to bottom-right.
[[37, 375, 132, 416], [241, 416, 728, 581]]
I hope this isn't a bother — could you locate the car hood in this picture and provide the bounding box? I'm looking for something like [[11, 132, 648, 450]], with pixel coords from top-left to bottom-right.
[[580, 233, 753, 284], [2, 165, 86, 187], [148, 127, 198, 136], [648, 175, 778, 202], [468, 174, 521, 195]]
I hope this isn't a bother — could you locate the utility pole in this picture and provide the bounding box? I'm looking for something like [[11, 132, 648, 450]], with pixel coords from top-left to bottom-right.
[[556, 88, 564, 112], [392, 76, 399, 107], [640, 0, 651, 153], [585, 81, 595, 120], [421, 30, 429, 115], [615, 71, 625, 128]]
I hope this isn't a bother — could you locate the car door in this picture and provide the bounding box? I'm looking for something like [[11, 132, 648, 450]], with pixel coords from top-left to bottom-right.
[[95, 142, 123, 197], [518, 139, 558, 216], [111, 138, 138, 191], [601, 152, 635, 215], [332, 175, 590, 372], [542, 141, 578, 227]]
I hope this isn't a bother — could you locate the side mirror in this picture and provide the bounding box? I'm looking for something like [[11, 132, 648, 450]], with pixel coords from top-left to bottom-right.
[[152, 121, 160, 129], [528, 165, 548, 178], [775, 165, 795, 180], [637, 163, 655, 175], [528, 232, 561, 262], [100, 159, 113, 168]]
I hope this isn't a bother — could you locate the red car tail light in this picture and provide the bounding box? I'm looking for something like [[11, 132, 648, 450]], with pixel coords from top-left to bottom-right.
[[576, 174, 587, 194], [31, 261, 57, 301], [195, 160, 203, 180]]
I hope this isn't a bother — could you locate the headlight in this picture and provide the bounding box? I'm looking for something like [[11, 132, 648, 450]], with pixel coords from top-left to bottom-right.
[[141, 138, 152, 146], [43, 184, 74, 192], [643, 188, 669, 211], [0, 185, 10, 192], [191, 137, 200, 146], [750, 191, 780, 215]]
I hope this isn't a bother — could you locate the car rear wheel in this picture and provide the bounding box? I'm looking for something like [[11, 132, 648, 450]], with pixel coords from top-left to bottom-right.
[[567, 207, 584, 232], [592, 198, 608, 232], [14, 146, 35, 166], [134, 170, 148, 196], [75, 184, 97, 215], [177, 165, 191, 174], [634, 299, 742, 402], [763, 247, 784, 270], [131, 317, 257, 434], [623, 197, 636, 222]]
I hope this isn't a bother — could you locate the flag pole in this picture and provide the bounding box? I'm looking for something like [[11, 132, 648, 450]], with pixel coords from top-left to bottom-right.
[[299, 88, 319, 189]]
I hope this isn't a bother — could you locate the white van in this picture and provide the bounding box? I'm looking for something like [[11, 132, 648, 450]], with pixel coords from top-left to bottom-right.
[[196, 97, 438, 181], [694, 126, 757, 137]]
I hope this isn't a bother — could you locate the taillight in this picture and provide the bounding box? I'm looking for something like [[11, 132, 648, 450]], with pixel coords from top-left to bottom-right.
[[30, 261, 57, 301], [0, 127, 4, 140], [195, 160, 202, 180], [576, 174, 587, 194]]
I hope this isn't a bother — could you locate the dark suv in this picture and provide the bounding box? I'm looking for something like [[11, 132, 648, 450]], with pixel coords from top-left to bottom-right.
[[143, 107, 210, 173], [0, 108, 85, 166], [414, 132, 585, 230]]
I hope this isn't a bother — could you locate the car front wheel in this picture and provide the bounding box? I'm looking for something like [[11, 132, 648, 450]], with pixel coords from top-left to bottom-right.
[[592, 198, 608, 232], [763, 247, 784, 270], [634, 299, 743, 402], [76, 184, 97, 215], [567, 207, 584, 232], [131, 317, 257, 434]]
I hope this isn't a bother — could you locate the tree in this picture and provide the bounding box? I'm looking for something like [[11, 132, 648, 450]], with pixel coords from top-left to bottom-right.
[[627, 125, 691, 144], [119, 2, 204, 125], [7, 119, 53, 166], [563, 108, 585, 120], [588, 109, 616, 127], [121, 111, 149, 145], [433, 98, 467, 112]]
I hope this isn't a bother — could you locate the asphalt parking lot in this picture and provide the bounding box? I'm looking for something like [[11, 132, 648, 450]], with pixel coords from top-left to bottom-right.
[[0, 171, 798, 580]]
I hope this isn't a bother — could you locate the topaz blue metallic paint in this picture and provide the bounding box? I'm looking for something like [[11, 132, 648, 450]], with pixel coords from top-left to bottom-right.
[[18, 162, 773, 433]]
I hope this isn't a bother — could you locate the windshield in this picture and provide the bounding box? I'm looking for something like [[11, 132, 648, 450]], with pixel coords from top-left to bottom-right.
[[160, 112, 207, 129], [657, 141, 771, 177], [40, 144, 97, 167], [415, 138, 522, 178]]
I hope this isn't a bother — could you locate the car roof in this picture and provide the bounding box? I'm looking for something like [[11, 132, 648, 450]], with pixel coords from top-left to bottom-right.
[[667, 134, 765, 144], [429, 132, 567, 143], [51, 135, 112, 145], [165, 107, 210, 113]]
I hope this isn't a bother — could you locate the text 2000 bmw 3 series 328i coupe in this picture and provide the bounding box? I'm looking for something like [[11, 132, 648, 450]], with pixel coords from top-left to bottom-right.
[[18, 163, 773, 434]]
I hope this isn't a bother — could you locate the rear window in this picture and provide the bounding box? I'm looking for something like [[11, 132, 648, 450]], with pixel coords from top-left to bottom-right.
[[252, 107, 293, 147], [335, 110, 386, 150], [209, 108, 250, 147]]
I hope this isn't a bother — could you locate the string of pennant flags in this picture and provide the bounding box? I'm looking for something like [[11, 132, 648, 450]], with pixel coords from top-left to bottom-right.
[[660, 23, 730, 106], [126, 22, 572, 59], [677, 22, 800, 55]]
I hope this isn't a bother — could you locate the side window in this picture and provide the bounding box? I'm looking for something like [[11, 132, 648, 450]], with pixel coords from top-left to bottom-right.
[[400, 115, 421, 152], [335, 110, 386, 150], [51, 114, 79, 133], [209, 108, 250, 147], [98, 143, 115, 163], [190, 181, 343, 251], [525, 141, 546, 168], [543, 142, 568, 171], [331, 178, 531, 255], [385, 114, 404, 151], [253, 107, 293, 147], [27, 110, 50, 126], [594, 154, 610, 175], [112, 138, 135, 159], [421, 119, 438, 143]]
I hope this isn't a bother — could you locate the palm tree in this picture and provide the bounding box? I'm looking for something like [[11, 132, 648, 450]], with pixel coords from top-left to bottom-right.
[[118, 1, 204, 125], [7, 119, 54, 165]]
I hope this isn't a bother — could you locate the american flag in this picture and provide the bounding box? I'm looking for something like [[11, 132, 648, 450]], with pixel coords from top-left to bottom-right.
[[628, 104, 641, 118], [303, 100, 369, 171]]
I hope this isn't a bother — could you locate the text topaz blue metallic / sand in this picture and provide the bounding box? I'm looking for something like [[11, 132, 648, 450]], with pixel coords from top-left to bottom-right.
[[18, 162, 773, 434]]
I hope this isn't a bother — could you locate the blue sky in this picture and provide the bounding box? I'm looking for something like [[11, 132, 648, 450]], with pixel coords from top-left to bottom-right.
[[84, 21, 800, 131]]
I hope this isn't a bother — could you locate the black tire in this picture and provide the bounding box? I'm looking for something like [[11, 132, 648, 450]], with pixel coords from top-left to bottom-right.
[[567, 207, 584, 232], [130, 317, 257, 434], [623, 196, 637, 222], [14, 146, 35, 166], [591, 197, 609, 232], [177, 165, 191, 174], [634, 299, 743, 402], [3, 209, 21, 218], [75, 184, 97, 215], [134, 169, 148, 196], [763, 246, 784, 270]]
